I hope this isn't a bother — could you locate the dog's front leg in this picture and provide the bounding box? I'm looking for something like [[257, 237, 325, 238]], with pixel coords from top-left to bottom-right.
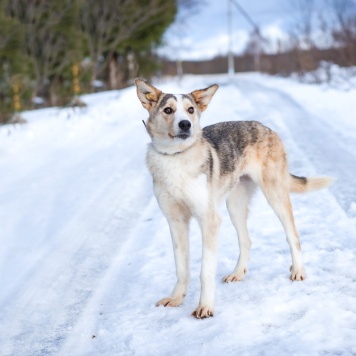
[[156, 215, 190, 308], [192, 212, 221, 319]]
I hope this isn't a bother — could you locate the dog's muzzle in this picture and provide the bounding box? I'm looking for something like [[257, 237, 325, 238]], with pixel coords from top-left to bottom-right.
[[177, 120, 191, 139]]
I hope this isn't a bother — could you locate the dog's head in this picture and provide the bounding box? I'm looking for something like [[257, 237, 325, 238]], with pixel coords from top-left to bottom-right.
[[135, 79, 218, 154]]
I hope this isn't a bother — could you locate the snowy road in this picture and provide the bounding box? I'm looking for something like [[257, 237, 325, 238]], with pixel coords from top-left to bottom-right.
[[0, 74, 355, 355]]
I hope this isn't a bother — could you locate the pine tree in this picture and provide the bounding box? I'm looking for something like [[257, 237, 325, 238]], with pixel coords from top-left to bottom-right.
[[0, 0, 28, 122], [6, 0, 82, 104], [79, 0, 176, 88]]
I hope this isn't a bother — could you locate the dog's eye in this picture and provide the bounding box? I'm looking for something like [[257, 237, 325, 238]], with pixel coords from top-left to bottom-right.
[[188, 107, 194, 114], [164, 107, 173, 114]]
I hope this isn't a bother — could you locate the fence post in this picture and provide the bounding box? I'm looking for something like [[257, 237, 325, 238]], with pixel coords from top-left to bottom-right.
[[72, 64, 80, 95], [13, 81, 21, 112]]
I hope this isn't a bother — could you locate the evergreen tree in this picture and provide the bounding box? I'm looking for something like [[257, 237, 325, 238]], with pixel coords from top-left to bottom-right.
[[0, 0, 180, 116], [0, 0, 28, 122], [6, 0, 82, 104], [79, 0, 176, 88]]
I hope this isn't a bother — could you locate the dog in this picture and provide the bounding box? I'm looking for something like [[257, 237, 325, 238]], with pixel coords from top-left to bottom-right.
[[135, 78, 332, 319]]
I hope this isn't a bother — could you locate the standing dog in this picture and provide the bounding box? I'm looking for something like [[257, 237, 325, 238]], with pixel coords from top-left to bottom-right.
[[135, 79, 332, 319]]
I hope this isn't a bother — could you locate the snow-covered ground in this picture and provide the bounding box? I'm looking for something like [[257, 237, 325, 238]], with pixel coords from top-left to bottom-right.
[[0, 73, 355, 355]]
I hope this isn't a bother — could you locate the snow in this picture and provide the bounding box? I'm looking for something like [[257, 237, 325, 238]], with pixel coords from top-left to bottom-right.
[[0, 73, 355, 355]]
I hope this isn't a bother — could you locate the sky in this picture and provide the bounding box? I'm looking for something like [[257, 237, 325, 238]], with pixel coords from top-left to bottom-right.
[[158, 0, 320, 60]]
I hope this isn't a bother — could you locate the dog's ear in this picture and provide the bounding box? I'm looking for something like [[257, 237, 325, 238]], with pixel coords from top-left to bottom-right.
[[135, 78, 162, 111], [191, 84, 219, 112]]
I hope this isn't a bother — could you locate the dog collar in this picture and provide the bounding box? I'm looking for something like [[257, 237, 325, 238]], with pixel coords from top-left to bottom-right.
[[153, 140, 198, 156]]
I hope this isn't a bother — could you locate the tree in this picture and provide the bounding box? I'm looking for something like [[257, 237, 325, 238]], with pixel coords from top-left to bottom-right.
[[0, 0, 29, 122], [329, 0, 356, 66], [0, 0, 181, 115], [6, 0, 82, 104], [79, 0, 176, 88]]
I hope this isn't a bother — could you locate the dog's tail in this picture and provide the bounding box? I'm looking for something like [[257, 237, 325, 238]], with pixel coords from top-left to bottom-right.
[[289, 174, 334, 193]]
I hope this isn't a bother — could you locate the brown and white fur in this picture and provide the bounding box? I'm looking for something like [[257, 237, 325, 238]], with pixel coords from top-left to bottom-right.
[[135, 78, 332, 319]]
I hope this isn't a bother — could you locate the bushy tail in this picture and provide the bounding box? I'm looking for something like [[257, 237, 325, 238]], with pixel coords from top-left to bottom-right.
[[289, 174, 334, 193]]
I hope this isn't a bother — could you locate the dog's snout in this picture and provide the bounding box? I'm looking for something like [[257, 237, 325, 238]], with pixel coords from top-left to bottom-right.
[[178, 120, 191, 132]]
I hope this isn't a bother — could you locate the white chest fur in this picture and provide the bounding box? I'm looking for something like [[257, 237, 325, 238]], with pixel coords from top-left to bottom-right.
[[147, 144, 210, 216]]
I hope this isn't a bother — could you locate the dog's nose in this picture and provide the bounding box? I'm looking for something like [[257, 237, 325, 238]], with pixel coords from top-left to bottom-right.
[[178, 120, 191, 132]]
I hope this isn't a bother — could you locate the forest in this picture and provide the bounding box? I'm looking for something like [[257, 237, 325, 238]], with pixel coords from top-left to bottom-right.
[[0, 0, 178, 122], [1, 0, 355, 123]]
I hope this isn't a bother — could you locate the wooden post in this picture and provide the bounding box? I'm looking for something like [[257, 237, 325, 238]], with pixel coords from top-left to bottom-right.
[[72, 64, 80, 95], [13, 82, 21, 112]]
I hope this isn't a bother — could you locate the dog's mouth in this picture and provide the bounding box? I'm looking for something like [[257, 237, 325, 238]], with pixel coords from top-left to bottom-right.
[[169, 133, 190, 140]]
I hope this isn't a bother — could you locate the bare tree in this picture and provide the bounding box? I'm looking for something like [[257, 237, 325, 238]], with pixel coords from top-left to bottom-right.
[[159, 0, 200, 81], [79, 0, 176, 88], [329, 0, 356, 66], [287, 0, 321, 78]]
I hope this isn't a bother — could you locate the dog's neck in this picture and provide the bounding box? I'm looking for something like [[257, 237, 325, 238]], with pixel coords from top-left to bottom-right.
[[150, 130, 202, 156], [152, 142, 195, 156], [151, 141, 196, 156], [151, 134, 202, 156]]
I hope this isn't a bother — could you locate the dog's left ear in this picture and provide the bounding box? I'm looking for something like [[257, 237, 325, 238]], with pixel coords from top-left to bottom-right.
[[191, 84, 219, 112], [135, 78, 162, 111]]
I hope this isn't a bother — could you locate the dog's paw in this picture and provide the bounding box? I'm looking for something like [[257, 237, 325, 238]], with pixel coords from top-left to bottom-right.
[[155, 297, 182, 307], [223, 268, 247, 283], [192, 305, 214, 319], [290, 265, 306, 281]]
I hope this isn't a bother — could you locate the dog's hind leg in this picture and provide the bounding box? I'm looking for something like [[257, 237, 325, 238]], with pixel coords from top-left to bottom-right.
[[224, 176, 257, 283], [259, 175, 306, 281], [156, 204, 191, 308]]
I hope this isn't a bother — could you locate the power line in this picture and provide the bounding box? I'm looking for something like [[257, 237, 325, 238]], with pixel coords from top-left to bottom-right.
[[231, 0, 259, 34], [231, 0, 264, 40], [227, 0, 264, 76]]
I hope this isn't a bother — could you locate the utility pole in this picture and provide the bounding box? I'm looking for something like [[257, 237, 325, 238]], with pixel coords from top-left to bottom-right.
[[227, 0, 235, 77], [173, 18, 184, 83]]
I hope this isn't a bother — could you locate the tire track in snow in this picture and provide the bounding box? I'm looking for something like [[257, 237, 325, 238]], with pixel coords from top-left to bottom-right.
[[0, 116, 144, 303], [0, 114, 152, 355], [59, 195, 161, 355], [0, 164, 151, 355]]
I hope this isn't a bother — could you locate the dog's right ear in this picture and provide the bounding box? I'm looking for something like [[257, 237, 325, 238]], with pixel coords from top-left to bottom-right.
[[135, 78, 162, 111]]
